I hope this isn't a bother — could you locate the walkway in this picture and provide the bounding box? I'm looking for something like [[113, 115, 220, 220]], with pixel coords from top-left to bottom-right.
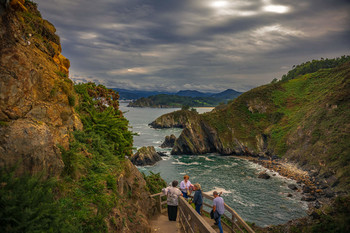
[[151, 213, 180, 233], [150, 212, 231, 233]]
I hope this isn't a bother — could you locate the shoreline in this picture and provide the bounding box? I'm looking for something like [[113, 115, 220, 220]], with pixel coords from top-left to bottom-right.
[[232, 155, 336, 211]]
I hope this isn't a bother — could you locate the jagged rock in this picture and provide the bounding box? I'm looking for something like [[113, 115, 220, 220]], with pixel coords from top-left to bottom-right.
[[258, 171, 271, 179], [160, 134, 176, 148], [130, 146, 162, 166], [288, 184, 298, 190], [157, 151, 168, 157]]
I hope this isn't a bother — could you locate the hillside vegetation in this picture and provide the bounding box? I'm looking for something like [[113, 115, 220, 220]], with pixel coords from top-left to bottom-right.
[[171, 57, 350, 191]]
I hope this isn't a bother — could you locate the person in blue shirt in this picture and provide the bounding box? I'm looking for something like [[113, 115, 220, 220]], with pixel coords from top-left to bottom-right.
[[213, 191, 225, 233], [192, 183, 203, 215]]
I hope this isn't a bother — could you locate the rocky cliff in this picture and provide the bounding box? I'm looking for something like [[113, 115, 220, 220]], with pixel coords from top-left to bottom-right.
[[0, 0, 81, 176], [0, 2, 160, 232], [171, 61, 350, 191]]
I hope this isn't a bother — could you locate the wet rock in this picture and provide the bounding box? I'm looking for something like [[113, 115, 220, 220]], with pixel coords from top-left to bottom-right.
[[302, 185, 311, 193], [301, 195, 316, 202], [288, 184, 298, 190], [258, 171, 271, 179], [160, 134, 176, 148], [130, 146, 162, 166], [157, 151, 168, 157]]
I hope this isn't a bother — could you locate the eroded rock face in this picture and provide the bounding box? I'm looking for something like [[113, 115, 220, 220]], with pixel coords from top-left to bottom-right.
[[130, 146, 162, 166], [160, 134, 176, 148], [0, 2, 82, 177]]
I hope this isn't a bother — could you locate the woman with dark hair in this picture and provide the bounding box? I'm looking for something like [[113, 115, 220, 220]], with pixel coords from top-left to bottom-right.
[[162, 180, 183, 221]]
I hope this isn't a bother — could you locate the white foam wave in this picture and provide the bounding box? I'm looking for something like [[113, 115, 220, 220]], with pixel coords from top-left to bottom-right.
[[204, 187, 232, 195], [172, 161, 200, 166]]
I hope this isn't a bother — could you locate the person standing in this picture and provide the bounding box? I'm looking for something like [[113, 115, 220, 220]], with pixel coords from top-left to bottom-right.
[[162, 180, 182, 221], [212, 191, 225, 233], [180, 175, 192, 198], [193, 183, 203, 215]]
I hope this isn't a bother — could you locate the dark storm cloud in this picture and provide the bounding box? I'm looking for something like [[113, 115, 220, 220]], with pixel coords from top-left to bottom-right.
[[35, 0, 350, 92]]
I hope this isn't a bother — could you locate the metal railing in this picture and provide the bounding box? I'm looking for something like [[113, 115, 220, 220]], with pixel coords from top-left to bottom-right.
[[150, 191, 255, 233]]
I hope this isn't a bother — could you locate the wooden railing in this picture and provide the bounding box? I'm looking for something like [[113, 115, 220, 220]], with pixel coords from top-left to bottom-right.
[[200, 193, 255, 233], [150, 191, 255, 233], [178, 196, 216, 233], [150, 192, 167, 214]]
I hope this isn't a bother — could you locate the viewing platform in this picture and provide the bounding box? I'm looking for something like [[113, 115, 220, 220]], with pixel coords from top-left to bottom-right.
[[150, 192, 255, 233]]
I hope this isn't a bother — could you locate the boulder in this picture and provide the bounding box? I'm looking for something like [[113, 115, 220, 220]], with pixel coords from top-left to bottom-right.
[[288, 184, 298, 191], [130, 146, 162, 166], [258, 171, 271, 179], [160, 134, 177, 148]]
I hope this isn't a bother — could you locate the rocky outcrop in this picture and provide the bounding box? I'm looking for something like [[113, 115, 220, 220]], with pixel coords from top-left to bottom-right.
[[168, 61, 350, 191], [258, 171, 271, 179], [130, 146, 162, 166], [149, 109, 199, 128], [171, 117, 257, 155], [160, 134, 176, 148], [0, 1, 82, 176]]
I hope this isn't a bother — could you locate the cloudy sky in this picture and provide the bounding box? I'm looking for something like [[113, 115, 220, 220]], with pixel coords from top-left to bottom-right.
[[35, 0, 350, 92]]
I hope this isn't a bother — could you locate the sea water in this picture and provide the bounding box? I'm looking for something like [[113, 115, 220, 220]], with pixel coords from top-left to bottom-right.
[[120, 103, 307, 227]]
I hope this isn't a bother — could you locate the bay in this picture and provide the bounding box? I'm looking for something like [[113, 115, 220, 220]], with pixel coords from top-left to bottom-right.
[[120, 103, 307, 227]]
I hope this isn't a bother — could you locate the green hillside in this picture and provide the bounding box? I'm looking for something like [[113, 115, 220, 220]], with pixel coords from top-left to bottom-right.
[[172, 57, 350, 191]]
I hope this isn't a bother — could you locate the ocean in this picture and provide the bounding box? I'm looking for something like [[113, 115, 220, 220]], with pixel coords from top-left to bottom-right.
[[120, 103, 307, 227]]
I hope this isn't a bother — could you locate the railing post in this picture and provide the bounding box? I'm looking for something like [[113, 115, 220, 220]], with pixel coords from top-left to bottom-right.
[[158, 194, 162, 213]]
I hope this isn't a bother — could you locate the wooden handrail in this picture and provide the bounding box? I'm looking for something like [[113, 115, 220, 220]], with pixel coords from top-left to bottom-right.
[[201, 193, 255, 233], [150, 191, 255, 233], [178, 196, 216, 233]]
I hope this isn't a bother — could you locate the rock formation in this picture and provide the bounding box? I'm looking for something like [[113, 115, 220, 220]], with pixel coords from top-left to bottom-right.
[[160, 134, 177, 148], [130, 146, 162, 166], [0, 1, 82, 176], [149, 109, 199, 128]]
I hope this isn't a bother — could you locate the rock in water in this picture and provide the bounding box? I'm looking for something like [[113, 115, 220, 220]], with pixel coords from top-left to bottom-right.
[[288, 184, 298, 190], [130, 146, 162, 166], [160, 134, 176, 148], [258, 171, 271, 179]]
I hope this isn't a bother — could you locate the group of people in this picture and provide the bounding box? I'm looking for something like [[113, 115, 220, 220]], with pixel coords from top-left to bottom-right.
[[162, 175, 225, 233]]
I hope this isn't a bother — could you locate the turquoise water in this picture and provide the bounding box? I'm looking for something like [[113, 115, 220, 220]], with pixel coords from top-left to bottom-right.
[[120, 103, 307, 227]]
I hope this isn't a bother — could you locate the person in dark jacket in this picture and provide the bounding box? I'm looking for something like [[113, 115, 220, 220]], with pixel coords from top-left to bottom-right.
[[193, 183, 203, 215]]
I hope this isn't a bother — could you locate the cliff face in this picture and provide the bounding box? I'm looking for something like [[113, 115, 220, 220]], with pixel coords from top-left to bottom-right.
[[149, 109, 200, 128], [171, 62, 350, 190], [0, 1, 82, 176]]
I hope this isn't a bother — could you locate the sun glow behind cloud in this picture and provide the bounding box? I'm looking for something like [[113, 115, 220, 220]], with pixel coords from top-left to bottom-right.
[[263, 5, 289, 14], [210, 1, 229, 8]]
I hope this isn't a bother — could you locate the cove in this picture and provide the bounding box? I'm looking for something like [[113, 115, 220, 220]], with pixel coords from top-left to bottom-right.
[[120, 103, 307, 227]]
